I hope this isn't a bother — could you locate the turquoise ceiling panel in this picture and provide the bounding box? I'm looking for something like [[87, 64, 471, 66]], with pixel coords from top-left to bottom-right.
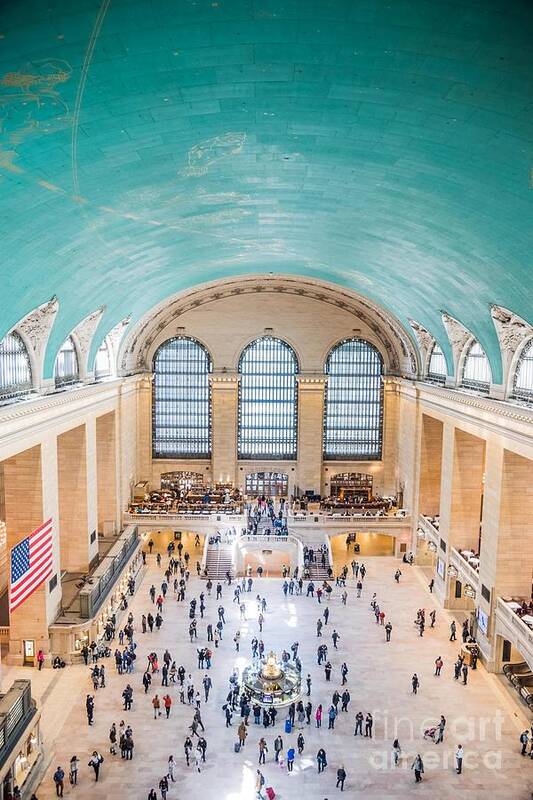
[[0, 0, 532, 380]]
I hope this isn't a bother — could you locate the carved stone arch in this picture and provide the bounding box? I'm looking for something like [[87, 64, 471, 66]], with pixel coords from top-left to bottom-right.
[[70, 307, 105, 379], [408, 319, 435, 376], [441, 312, 474, 385], [119, 276, 419, 378], [13, 297, 59, 390], [490, 304, 533, 397]]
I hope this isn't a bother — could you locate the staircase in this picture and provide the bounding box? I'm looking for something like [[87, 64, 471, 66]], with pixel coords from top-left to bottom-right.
[[204, 542, 234, 579], [303, 538, 332, 581]]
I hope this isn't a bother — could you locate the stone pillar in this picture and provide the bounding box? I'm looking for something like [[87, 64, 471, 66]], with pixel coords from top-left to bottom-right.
[[86, 417, 99, 564], [418, 414, 443, 516], [210, 374, 239, 484], [296, 376, 326, 495], [440, 426, 485, 553], [57, 425, 92, 573], [480, 445, 533, 600], [136, 375, 152, 482], [96, 412, 119, 535], [381, 380, 399, 496], [2, 446, 50, 661]]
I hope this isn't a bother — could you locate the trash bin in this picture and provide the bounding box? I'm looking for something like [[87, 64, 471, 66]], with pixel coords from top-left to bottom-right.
[[285, 719, 292, 734]]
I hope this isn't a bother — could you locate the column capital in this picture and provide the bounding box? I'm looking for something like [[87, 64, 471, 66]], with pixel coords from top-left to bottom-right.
[[296, 373, 327, 387], [209, 371, 240, 386]]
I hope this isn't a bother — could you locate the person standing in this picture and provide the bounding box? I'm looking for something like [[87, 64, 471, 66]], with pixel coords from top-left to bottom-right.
[[450, 620, 456, 641], [411, 673, 420, 694], [258, 738, 268, 764], [392, 739, 401, 765], [274, 735, 283, 762], [429, 609, 436, 627], [354, 711, 364, 736], [238, 721, 247, 748], [287, 746, 295, 772], [53, 767, 65, 797], [385, 621, 392, 642], [434, 656, 443, 676], [429, 579, 434, 593], [336, 765, 346, 791], [255, 769, 266, 798], [520, 730, 529, 755], [411, 754, 424, 782], [364, 713, 373, 738], [436, 715, 446, 744], [455, 744, 464, 774], [317, 748, 327, 773], [167, 755, 176, 781], [163, 694, 172, 718]]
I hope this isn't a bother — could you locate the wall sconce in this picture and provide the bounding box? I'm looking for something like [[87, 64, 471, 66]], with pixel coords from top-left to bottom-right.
[[464, 583, 476, 599], [427, 541, 437, 552], [417, 528, 425, 539], [448, 565, 458, 578]]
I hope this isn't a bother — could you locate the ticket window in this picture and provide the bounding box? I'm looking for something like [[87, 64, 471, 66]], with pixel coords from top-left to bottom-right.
[[23, 640, 35, 666]]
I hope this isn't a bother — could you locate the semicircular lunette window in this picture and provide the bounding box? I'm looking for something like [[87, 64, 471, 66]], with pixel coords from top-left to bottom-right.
[[427, 343, 447, 383], [152, 336, 212, 458], [54, 336, 80, 388], [513, 338, 533, 403], [0, 331, 32, 401], [238, 337, 298, 460], [461, 340, 491, 393], [324, 338, 383, 460]]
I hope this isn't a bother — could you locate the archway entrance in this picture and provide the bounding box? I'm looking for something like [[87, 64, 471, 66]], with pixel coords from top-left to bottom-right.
[[241, 547, 293, 577], [329, 532, 394, 571], [141, 528, 205, 559]]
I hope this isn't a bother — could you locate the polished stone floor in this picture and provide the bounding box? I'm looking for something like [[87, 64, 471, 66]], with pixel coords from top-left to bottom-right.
[[3, 543, 532, 800]]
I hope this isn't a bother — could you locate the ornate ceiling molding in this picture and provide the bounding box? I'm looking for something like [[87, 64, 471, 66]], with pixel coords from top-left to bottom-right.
[[71, 307, 105, 376], [119, 276, 419, 377], [408, 319, 435, 374], [17, 297, 59, 360], [441, 311, 473, 378]]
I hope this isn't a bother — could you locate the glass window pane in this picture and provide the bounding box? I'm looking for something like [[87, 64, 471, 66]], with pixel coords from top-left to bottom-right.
[[323, 339, 383, 460], [54, 336, 79, 388], [238, 337, 298, 459], [0, 332, 32, 400], [462, 340, 491, 392], [152, 337, 211, 458], [95, 340, 111, 379], [428, 343, 447, 383]]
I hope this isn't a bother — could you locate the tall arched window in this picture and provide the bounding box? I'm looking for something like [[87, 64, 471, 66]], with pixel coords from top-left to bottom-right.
[[0, 332, 32, 400], [95, 339, 111, 379], [427, 342, 447, 383], [324, 339, 383, 460], [462, 340, 491, 392], [152, 337, 211, 458], [54, 336, 79, 388], [238, 337, 298, 459], [513, 338, 533, 402]]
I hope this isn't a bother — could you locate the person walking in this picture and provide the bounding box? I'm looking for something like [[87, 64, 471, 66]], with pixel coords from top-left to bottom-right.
[[411, 673, 420, 694], [462, 663, 469, 685], [255, 769, 266, 798], [455, 744, 464, 774], [315, 704, 323, 728], [287, 746, 295, 772], [354, 711, 364, 736], [53, 767, 65, 797], [411, 754, 424, 782], [163, 694, 172, 718], [317, 748, 327, 773], [364, 713, 373, 738], [336, 765, 346, 791], [152, 694, 161, 718], [429, 579, 434, 593], [88, 751, 103, 782], [450, 620, 456, 641], [434, 656, 443, 676], [274, 735, 283, 762], [392, 738, 401, 765], [69, 756, 79, 786], [167, 755, 176, 781], [385, 621, 392, 642], [520, 730, 529, 755]]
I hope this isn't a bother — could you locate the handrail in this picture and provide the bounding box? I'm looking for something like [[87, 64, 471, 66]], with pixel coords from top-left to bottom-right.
[[496, 597, 533, 662], [418, 515, 440, 545], [78, 526, 140, 618], [450, 547, 480, 586]]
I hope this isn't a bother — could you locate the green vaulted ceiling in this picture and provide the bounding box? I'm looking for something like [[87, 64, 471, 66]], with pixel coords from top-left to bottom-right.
[[1, 0, 533, 380]]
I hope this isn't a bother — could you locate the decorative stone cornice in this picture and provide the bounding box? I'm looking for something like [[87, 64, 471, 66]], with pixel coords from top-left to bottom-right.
[[296, 374, 328, 385]]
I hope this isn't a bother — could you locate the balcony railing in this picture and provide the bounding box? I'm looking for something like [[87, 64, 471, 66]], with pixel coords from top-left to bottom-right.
[[79, 526, 140, 618], [496, 597, 533, 667], [418, 514, 440, 546], [450, 547, 480, 590]]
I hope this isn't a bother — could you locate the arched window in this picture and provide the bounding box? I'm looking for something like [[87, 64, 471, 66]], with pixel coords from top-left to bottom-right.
[[462, 340, 491, 392], [238, 337, 298, 459], [324, 338, 383, 460], [0, 332, 32, 400], [54, 336, 79, 388], [152, 337, 211, 458], [513, 338, 533, 402], [427, 343, 447, 383], [95, 339, 111, 379]]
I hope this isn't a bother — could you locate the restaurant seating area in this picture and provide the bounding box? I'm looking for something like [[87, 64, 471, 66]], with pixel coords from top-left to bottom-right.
[[503, 597, 533, 629], [458, 548, 480, 572], [128, 477, 243, 516]]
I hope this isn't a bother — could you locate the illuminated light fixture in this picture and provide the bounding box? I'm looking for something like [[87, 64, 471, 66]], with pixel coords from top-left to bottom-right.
[[427, 541, 437, 552], [448, 565, 458, 578], [464, 583, 476, 599], [417, 528, 425, 538]]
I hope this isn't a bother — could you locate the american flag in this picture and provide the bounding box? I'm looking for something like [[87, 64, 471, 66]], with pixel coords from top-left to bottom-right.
[[10, 518, 54, 613]]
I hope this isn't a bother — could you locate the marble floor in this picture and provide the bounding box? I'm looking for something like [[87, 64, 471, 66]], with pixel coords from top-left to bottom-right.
[[4, 547, 533, 800]]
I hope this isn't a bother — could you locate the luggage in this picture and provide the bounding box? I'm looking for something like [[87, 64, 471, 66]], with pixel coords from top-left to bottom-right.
[[234, 742, 241, 753], [284, 719, 292, 734], [266, 788, 275, 800]]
